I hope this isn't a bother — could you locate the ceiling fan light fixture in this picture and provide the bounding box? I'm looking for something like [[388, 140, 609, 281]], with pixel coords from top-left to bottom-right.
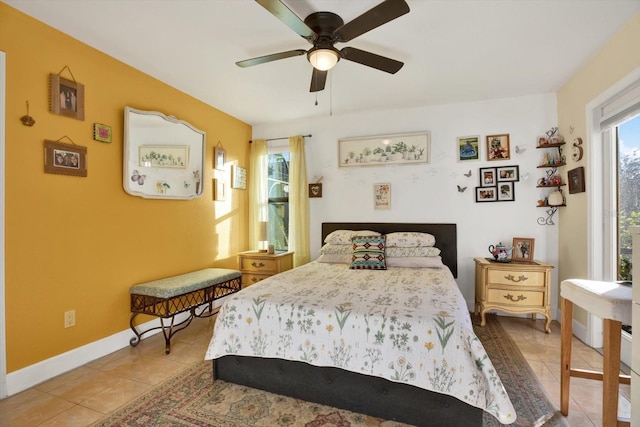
[[308, 48, 339, 71]]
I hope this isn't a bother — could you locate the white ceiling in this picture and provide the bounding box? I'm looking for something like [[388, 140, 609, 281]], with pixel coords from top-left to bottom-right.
[[6, 0, 639, 126]]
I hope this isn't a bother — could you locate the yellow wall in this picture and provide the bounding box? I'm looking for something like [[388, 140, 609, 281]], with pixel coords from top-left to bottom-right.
[[1, 3, 251, 372], [557, 12, 640, 323]]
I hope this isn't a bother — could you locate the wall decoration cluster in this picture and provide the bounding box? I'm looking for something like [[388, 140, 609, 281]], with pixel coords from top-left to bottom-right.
[[339, 132, 429, 167], [475, 165, 519, 202]]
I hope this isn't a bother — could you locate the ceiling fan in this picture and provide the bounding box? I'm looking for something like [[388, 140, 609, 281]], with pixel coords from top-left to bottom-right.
[[236, 0, 410, 92]]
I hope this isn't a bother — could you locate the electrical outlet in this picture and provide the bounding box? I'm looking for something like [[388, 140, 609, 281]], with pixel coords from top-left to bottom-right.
[[64, 310, 75, 328]]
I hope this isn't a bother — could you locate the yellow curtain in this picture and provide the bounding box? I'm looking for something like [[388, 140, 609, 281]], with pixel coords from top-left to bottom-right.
[[249, 139, 268, 250], [288, 135, 310, 266]]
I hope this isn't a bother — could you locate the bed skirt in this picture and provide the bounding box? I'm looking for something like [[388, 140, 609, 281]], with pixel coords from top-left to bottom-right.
[[213, 356, 483, 427]]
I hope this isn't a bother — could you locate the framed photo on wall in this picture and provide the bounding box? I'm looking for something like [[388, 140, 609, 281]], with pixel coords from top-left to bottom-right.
[[568, 167, 585, 194], [456, 135, 480, 161], [512, 237, 535, 263], [49, 73, 85, 120], [44, 140, 87, 177], [479, 167, 496, 186], [475, 186, 497, 202], [497, 165, 519, 182], [214, 144, 226, 170], [497, 182, 515, 201], [486, 134, 510, 160]]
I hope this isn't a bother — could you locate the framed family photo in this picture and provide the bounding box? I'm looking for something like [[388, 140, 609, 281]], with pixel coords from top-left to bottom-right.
[[512, 237, 535, 263], [568, 167, 585, 194], [44, 140, 87, 177], [49, 74, 85, 120], [475, 186, 497, 202], [497, 182, 515, 201], [497, 165, 519, 182], [479, 167, 496, 186], [486, 134, 510, 160]]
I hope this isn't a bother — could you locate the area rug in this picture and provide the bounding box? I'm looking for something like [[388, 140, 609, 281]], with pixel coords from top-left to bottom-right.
[[92, 315, 567, 427]]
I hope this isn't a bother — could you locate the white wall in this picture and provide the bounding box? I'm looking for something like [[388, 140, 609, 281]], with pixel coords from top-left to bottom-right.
[[253, 93, 560, 316]]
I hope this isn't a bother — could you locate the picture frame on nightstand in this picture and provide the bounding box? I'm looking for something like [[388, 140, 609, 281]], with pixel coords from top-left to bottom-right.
[[512, 237, 535, 263]]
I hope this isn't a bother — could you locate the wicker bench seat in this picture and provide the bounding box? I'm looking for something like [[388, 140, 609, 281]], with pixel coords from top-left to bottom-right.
[[129, 268, 241, 354]]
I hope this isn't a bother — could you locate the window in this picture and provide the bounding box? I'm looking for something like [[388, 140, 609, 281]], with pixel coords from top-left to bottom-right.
[[267, 152, 290, 251], [616, 114, 640, 281]]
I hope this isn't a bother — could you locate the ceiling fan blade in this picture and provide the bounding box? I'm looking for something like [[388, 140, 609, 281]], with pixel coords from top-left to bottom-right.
[[333, 0, 410, 43], [255, 0, 317, 42], [341, 47, 403, 74], [310, 68, 327, 92], [236, 49, 306, 68]]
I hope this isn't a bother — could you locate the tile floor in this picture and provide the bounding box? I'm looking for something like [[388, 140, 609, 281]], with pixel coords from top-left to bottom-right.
[[0, 315, 631, 426]]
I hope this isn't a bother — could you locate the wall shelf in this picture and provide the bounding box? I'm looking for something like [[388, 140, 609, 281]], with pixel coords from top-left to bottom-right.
[[536, 139, 566, 225]]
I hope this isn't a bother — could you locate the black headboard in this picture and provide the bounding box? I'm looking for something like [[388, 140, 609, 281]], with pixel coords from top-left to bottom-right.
[[321, 222, 458, 278]]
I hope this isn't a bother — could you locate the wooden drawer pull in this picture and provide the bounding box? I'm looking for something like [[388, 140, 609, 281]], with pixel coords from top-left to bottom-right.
[[504, 274, 528, 283], [251, 261, 265, 268], [251, 277, 262, 283], [504, 293, 527, 302]]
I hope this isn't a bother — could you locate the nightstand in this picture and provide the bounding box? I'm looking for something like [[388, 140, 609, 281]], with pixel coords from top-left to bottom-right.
[[238, 251, 294, 288], [474, 257, 554, 333]]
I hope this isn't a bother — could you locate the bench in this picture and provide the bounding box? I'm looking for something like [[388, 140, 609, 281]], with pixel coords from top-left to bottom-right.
[[129, 268, 241, 354]]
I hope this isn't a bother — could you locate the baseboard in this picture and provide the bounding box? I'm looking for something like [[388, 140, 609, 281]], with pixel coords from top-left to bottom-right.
[[4, 298, 223, 397]]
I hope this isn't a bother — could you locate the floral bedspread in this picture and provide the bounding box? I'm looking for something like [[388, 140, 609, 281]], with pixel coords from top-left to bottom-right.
[[205, 261, 515, 424]]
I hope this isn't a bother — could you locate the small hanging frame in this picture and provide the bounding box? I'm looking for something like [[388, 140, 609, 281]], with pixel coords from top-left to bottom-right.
[[49, 66, 85, 120]]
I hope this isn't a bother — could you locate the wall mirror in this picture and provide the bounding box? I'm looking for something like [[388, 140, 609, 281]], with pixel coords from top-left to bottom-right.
[[123, 106, 205, 200]]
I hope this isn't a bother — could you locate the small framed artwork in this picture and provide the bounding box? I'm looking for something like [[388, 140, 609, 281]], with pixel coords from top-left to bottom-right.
[[568, 167, 585, 194], [213, 178, 225, 201], [496, 165, 519, 182], [214, 144, 226, 170], [486, 134, 510, 160], [512, 237, 535, 263], [49, 74, 85, 120], [373, 183, 391, 210], [479, 167, 496, 186], [475, 186, 497, 202], [456, 135, 480, 161], [93, 123, 112, 143], [231, 165, 247, 190], [44, 140, 87, 177], [497, 182, 515, 201], [309, 183, 323, 198]]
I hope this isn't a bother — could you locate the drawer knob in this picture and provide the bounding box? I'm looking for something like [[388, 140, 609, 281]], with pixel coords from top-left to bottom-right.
[[251, 261, 265, 268], [504, 293, 527, 302], [505, 274, 528, 283], [251, 277, 262, 283]]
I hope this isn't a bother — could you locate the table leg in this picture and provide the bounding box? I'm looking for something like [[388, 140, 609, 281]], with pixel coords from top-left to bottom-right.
[[560, 298, 573, 416], [602, 319, 621, 427]]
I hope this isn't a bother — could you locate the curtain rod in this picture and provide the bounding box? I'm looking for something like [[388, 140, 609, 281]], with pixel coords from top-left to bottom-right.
[[249, 134, 312, 143]]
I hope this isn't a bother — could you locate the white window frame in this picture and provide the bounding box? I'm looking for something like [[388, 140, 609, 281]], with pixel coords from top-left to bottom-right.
[[586, 66, 640, 347]]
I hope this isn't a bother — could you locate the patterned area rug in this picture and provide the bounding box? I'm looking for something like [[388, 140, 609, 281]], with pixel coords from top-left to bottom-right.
[[92, 315, 567, 427]]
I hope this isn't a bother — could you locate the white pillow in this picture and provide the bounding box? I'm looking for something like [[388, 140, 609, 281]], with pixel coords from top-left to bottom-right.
[[386, 247, 441, 257], [316, 253, 351, 264], [385, 232, 436, 247], [319, 244, 352, 255], [324, 229, 380, 245], [387, 256, 444, 268]]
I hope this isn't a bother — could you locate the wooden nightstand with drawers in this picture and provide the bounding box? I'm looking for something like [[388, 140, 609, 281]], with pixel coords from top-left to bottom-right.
[[238, 251, 294, 288], [474, 257, 554, 333]]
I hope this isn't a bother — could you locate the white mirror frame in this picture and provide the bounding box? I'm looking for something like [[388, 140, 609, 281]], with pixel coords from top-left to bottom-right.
[[123, 106, 205, 200]]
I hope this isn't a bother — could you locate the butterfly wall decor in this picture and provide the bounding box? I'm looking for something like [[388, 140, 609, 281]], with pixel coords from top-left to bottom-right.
[[463, 170, 472, 177], [515, 146, 527, 154], [131, 170, 146, 185], [457, 185, 467, 193]]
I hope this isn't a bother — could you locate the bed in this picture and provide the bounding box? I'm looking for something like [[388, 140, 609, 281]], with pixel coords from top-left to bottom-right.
[[205, 223, 515, 426]]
